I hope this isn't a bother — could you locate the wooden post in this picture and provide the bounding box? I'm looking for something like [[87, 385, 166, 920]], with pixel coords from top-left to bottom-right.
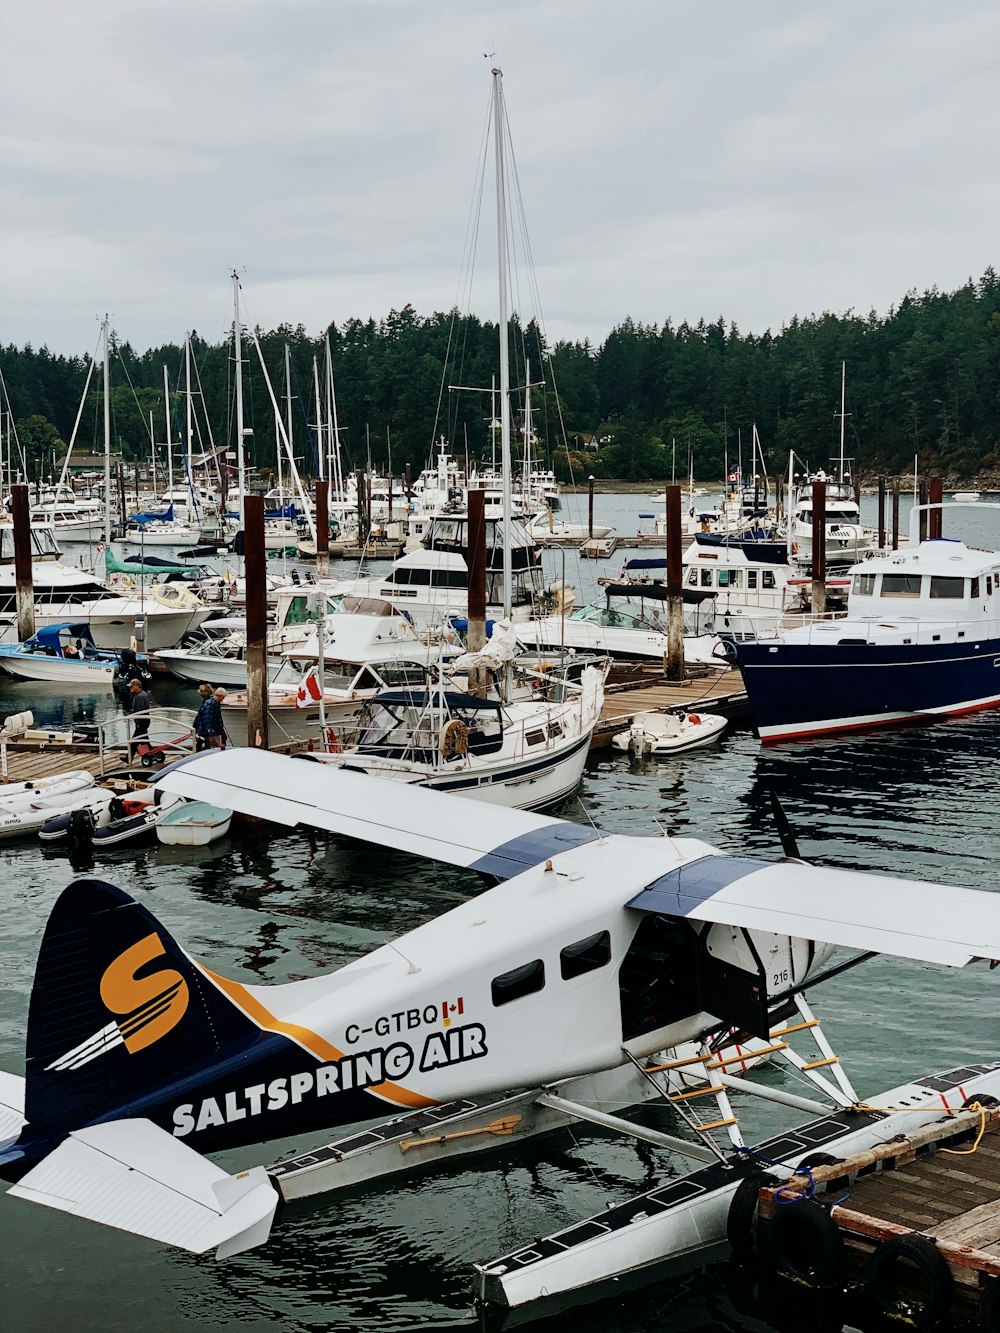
[[11, 485, 34, 643], [588, 475, 595, 540], [928, 476, 943, 540], [466, 488, 489, 697], [810, 480, 827, 616], [315, 480, 329, 578], [665, 483, 684, 681], [244, 495, 270, 750], [918, 477, 929, 542], [891, 480, 900, 551], [877, 477, 886, 551]]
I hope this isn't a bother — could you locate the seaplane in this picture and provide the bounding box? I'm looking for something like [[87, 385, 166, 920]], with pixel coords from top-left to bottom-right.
[[2, 749, 1000, 1323]]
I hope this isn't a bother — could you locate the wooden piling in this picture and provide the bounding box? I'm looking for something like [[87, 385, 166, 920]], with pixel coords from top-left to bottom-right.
[[315, 480, 329, 578], [11, 485, 34, 643], [665, 484, 684, 681], [244, 495, 270, 750], [928, 476, 943, 540], [810, 480, 827, 615], [877, 476, 886, 550], [466, 488, 489, 697], [891, 480, 900, 551]]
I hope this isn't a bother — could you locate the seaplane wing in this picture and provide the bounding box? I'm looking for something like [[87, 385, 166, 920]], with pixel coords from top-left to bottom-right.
[[8, 1118, 277, 1259], [628, 855, 1000, 968], [157, 749, 601, 878]]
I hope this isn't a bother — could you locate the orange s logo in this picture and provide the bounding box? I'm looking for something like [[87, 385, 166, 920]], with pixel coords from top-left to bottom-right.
[[99, 933, 189, 1054]]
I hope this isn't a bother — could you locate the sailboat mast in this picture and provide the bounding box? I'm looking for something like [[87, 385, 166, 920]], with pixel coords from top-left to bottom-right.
[[102, 316, 111, 544], [282, 343, 292, 504], [492, 66, 512, 620], [838, 360, 846, 483], [163, 363, 173, 495], [185, 334, 194, 512], [232, 271, 246, 527]]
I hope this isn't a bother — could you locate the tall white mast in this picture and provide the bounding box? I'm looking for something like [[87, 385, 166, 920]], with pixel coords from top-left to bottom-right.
[[232, 271, 246, 527], [838, 360, 847, 483], [492, 67, 512, 619], [162, 363, 173, 495], [184, 334, 195, 515], [325, 335, 343, 499], [102, 315, 111, 544], [282, 343, 293, 505]]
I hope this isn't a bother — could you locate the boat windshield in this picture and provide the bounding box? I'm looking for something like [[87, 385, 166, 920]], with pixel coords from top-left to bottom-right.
[[357, 697, 504, 760]]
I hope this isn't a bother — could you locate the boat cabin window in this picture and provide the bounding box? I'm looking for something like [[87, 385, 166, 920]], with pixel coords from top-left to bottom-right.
[[929, 576, 965, 599], [492, 959, 545, 1007], [560, 931, 611, 981], [746, 570, 758, 589], [283, 595, 310, 625], [717, 569, 742, 588], [762, 571, 776, 590], [881, 574, 922, 598], [971, 577, 981, 598], [686, 568, 698, 587], [700, 569, 713, 587], [853, 573, 876, 596], [988, 577, 993, 596]]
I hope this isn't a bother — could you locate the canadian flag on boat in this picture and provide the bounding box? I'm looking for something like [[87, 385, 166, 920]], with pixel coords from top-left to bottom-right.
[[295, 666, 323, 708]]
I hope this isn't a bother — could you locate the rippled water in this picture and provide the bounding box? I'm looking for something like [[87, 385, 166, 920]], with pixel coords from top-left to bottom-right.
[[2, 491, 1000, 1330]]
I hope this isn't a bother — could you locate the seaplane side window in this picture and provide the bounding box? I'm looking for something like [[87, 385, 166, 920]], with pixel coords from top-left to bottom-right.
[[762, 571, 776, 590], [560, 931, 612, 981], [881, 574, 922, 598], [853, 573, 876, 596], [929, 576, 965, 599], [491, 959, 545, 1007]]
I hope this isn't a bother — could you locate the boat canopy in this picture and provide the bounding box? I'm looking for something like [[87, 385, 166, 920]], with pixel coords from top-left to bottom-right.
[[30, 623, 98, 651], [373, 688, 502, 712], [105, 547, 191, 576], [127, 503, 174, 527], [602, 583, 716, 605]]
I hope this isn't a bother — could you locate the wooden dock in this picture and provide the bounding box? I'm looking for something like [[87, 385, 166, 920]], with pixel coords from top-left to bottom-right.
[[591, 665, 749, 748], [754, 1104, 1000, 1327]]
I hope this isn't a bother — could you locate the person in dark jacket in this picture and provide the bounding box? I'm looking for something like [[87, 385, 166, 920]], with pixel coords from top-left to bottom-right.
[[114, 647, 150, 703], [128, 677, 151, 761], [193, 682, 224, 749]]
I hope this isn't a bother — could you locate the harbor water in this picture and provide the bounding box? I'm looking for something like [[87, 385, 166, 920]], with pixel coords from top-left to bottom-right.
[[2, 490, 999, 1330]]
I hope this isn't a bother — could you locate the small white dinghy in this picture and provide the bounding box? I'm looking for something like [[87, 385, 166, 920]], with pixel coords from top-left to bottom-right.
[[156, 800, 233, 847], [0, 771, 102, 840], [953, 491, 981, 503], [612, 708, 727, 756]]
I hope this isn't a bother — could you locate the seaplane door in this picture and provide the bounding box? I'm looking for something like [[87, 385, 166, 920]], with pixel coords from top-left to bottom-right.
[[697, 922, 771, 1040]]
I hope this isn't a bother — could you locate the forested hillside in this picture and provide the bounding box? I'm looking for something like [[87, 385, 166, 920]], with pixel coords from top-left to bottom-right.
[[3, 269, 1000, 485]]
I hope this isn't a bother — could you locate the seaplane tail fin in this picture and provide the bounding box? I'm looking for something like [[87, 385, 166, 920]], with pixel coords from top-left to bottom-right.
[[9, 1119, 277, 1259], [157, 749, 601, 878], [628, 856, 1000, 967], [24, 878, 261, 1135]]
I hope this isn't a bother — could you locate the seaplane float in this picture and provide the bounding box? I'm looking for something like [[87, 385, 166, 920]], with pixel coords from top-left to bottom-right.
[[2, 750, 1000, 1324]]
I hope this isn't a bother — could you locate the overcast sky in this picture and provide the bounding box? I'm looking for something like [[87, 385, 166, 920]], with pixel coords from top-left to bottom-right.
[[3, 0, 998, 357]]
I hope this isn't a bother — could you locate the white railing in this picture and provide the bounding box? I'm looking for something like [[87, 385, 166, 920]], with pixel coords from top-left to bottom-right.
[[97, 707, 198, 775]]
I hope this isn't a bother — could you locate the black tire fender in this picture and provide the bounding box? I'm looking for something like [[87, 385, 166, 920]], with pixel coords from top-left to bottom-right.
[[867, 1232, 953, 1328], [979, 1276, 1000, 1332], [727, 1170, 776, 1256], [768, 1197, 845, 1289]]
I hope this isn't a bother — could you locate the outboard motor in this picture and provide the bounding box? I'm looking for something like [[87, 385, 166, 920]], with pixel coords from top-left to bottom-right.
[[66, 806, 96, 855]]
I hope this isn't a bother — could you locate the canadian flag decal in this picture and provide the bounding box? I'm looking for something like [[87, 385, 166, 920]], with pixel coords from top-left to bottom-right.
[[441, 997, 464, 1027]]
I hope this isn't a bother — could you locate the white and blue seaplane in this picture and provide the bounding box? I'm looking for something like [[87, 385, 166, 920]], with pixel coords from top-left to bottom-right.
[[2, 749, 1000, 1321]]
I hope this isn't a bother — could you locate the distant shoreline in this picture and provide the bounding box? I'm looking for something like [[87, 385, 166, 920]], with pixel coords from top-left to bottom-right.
[[563, 478, 998, 495]]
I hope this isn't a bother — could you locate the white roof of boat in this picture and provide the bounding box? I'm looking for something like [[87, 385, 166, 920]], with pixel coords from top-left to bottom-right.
[[851, 539, 999, 577]]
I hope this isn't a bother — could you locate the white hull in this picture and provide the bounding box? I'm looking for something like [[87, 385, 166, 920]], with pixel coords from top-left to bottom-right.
[[156, 803, 233, 846], [122, 524, 204, 548], [0, 655, 115, 684], [516, 617, 725, 667], [18, 603, 213, 651]]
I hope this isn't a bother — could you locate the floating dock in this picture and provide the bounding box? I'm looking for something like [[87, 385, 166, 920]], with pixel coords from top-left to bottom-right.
[[592, 665, 750, 748], [754, 1102, 1000, 1328]]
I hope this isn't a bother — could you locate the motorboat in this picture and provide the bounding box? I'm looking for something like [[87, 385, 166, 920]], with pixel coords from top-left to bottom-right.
[[612, 708, 727, 755], [221, 598, 462, 744], [156, 800, 233, 847], [40, 787, 183, 848], [311, 662, 605, 811], [736, 503, 1000, 741], [954, 491, 981, 503], [0, 771, 106, 840], [0, 623, 145, 685]]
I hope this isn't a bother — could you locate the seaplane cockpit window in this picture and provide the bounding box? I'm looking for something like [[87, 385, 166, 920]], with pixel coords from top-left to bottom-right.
[[560, 931, 612, 981], [491, 959, 545, 1007], [881, 574, 922, 598], [853, 573, 876, 596], [930, 576, 965, 599]]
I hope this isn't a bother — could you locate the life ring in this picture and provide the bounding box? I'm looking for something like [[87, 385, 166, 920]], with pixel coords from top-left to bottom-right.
[[866, 1233, 953, 1328], [767, 1197, 845, 1289], [439, 719, 469, 759]]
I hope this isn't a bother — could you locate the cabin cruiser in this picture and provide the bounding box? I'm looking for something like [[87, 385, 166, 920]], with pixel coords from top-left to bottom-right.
[[309, 662, 604, 810], [3, 486, 106, 541], [221, 597, 461, 743], [736, 527, 1000, 741], [784, 470, 876, 567]]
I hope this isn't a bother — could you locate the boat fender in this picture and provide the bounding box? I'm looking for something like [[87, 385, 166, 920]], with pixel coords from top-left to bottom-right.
[[687, 713, 701, 725], [727, 1170, 777, 1256], [325, 727, 340, 754], [439, 719, 469, 760], [767, 1197, 845, 1289], [866, 1233, 952, 1327]]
